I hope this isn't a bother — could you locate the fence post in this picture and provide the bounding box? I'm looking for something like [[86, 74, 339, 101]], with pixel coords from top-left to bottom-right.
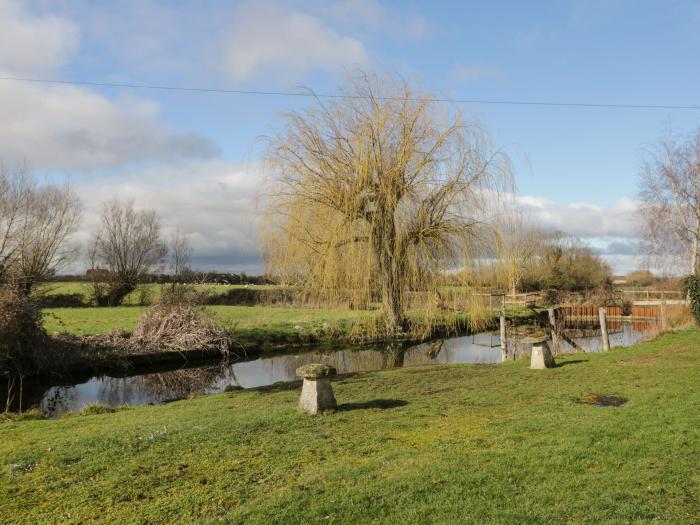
[[660, 301, 668, 331], [548, 307, 561, 355], [599, 307, 610, 352], [500, 314, 507, 361]]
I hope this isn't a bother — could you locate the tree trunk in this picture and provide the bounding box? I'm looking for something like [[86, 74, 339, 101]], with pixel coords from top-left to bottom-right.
[[15, 279, 33, 297], [371, 210, 407, 334], [107, 283, 136, 306], [376, 247, 406, 333]]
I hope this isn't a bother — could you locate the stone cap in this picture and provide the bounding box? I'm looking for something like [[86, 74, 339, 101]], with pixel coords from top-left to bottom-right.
[[296, 363, 336, 379], [523, 334, 549, 344]]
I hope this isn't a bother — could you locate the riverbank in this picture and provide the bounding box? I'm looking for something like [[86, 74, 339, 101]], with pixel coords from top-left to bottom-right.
[[43, 304, 542, 342], [2, 329, 698, 523], [28, 305, 487, 380]]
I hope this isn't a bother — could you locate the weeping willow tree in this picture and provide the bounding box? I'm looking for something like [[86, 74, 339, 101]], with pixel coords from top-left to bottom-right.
[[261, 72, 511, 334]]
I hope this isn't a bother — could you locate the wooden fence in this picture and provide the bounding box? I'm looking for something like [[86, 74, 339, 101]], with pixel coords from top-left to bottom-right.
[[561, 304, 687, 320]]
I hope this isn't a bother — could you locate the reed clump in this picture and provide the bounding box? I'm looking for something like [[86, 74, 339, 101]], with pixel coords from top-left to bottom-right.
[[128, 285, 232, 355]]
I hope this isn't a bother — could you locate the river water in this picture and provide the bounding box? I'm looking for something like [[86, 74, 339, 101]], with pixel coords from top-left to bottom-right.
[[16, 320, 654, 418]]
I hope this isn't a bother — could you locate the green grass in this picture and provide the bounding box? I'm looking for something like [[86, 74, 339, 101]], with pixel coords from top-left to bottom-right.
[[2, 330, 699, 523], [41, 305, 533, 348], [42, 305, 375, 342]]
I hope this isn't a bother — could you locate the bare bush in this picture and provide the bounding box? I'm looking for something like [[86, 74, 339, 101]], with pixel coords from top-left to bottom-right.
[[0, 288, 44, 371], [129, 287, 231, 355]]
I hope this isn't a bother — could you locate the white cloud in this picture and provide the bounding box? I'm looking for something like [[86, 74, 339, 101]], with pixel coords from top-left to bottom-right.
[[0, 2, 217, 171], [72, 160, 264, 273], [0, 76, 218, 171], [223, 1, 367, 84], [516, 195, 644, 273], [0, 0, 79, 74], [518, 195, 639, 238], [451, 63, 505, 83]]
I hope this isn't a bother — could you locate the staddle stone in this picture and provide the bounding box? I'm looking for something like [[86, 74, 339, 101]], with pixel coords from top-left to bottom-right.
[[529, 340, 556, 369], [296, 363, 337, 380], [296, 364, 337, 414]]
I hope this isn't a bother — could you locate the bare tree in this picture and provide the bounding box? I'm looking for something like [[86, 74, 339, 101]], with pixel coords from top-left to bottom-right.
[[0, 164, 31, 283], [15, 184, 81, 294], [494, 199, 543, 298], [262, 72, 511, 332], [0, 163, 81, 292], [639, 128, 700, 275], [90, 199, 167, 306], [170, 227, 192, 278]]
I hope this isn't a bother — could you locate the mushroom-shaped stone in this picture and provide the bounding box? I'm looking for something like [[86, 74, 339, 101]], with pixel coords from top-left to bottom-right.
[[296, 364, 337, 414], [296, 363, 337, 380], [525, 335, 556, 369]]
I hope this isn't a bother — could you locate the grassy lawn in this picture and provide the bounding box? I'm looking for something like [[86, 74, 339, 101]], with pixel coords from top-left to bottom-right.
[[2, 330, 698, 523], [42, 305, 381, 345], [41, 305, 534, 348]]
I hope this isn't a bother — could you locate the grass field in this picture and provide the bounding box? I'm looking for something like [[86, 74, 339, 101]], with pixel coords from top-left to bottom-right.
[[2, 330, 698, 523], [41, 304, 535, 348], [42, 305, 378, 346]]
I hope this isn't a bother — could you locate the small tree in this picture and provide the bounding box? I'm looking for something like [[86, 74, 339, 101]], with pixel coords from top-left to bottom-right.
[[170, 227, 192, 278], [639, 128, 700, 274], [682, 274, 700, 324], [14, 184, 81, 294], [526, 235, 611, 292], [0, 163, 81, 293], [0, 164, 31, 283], [90, 199, 167, 306], [493, 199, 543, 297]]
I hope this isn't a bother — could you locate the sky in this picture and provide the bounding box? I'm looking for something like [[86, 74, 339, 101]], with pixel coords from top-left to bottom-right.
[[1, 0, 699, 275]]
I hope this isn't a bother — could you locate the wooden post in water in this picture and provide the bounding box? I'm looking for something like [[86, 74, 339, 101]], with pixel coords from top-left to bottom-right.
[[660, 301, 669, 331], [499, 295, 508, 361], [499, 314, 507, 361], [599, 307, 610, 352], [548, 307, 561, 355]]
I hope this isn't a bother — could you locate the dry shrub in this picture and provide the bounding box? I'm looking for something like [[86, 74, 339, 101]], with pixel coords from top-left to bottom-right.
[[0, 288, 46, 373], [668, 306, 694, 330], [129, 285, 232, 355]]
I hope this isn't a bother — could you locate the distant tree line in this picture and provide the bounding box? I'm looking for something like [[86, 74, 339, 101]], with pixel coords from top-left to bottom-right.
[[465, 233, 612, 294], [48, 272, 272, 286]]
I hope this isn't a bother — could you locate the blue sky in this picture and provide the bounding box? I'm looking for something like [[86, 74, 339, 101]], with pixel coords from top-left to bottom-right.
[[1, 0, 699, 273]]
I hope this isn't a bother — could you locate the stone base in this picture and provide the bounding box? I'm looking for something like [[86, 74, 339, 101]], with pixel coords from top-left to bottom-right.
[[530, 342, 556, 369], [298, 378, 337, 414]]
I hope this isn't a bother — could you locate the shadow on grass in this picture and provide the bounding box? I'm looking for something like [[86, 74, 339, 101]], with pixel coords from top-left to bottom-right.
[[251, 380, 303, 394], [557, 359, 588, 368], [338, 399, 408, 411]]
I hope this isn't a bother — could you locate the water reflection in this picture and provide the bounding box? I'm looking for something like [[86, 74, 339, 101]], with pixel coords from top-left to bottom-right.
[[12, 321, 653, 418]]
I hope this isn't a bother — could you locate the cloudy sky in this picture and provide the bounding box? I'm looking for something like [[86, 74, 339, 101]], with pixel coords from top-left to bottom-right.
[[2, 0, 699, 274]]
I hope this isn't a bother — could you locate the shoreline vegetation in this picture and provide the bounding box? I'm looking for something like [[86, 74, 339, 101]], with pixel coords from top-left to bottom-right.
[[37, 304, 527, 380], [1, 329, 698, 523], [19, 280, 680, 381]]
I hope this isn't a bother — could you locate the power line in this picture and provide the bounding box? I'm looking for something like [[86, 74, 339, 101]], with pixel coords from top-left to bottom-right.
[[1, 75, 699, 111]]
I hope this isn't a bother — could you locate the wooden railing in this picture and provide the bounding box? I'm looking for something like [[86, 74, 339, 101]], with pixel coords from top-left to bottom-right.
[[620, 290, 684, 302]]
